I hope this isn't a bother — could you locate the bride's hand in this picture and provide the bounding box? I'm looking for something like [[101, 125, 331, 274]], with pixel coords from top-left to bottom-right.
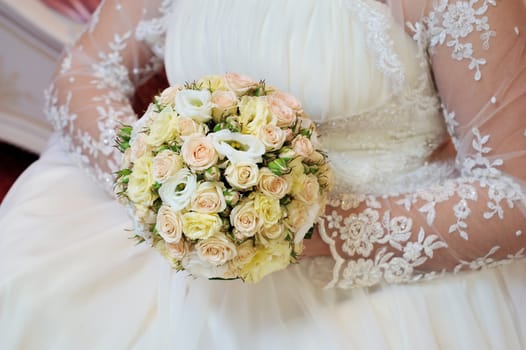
[[302, 227, 331, 257]]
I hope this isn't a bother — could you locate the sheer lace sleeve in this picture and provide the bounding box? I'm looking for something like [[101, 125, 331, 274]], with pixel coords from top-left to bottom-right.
[[44, 0, 172, 194], [316, 0, 526, 288]]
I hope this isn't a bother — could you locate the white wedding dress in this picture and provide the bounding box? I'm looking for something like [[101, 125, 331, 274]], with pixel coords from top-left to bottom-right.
[[1, 0, 525, 349]]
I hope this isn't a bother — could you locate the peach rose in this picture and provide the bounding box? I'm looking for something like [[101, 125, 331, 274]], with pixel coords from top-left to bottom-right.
[[230, 200, 261, 238], [153, 150, 184, 183], [190, 182, 227, 214], [158, 85, 183, 105], [257, 124, 287, 151], [225, 162, 259, 190], [270, 91, 303, 114], [156, 205, 184, 243], [176, 117, 206, 139], [196, 234, 238, 266], [257, 168, 289, 199], [211, 90, 238, 120], [181, 135, 218, 171], [267, 95, 297, 127], [224, 73, 258, 95], [291, 135, 314, 158], [130, 133, 148, 162]]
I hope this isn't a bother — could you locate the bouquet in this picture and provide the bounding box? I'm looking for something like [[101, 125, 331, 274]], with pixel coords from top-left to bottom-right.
[[115, 73, 333, 283]]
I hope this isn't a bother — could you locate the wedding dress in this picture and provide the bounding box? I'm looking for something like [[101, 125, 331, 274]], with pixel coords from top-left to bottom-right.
[[1, 0, 525, 349]]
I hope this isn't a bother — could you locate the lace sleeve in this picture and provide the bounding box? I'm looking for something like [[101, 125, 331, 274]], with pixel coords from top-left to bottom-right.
[[44, 0, 172, 194], [316, 0, 526, 288]]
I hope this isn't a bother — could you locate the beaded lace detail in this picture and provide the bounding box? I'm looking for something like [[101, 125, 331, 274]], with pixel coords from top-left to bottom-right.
[[44, 1, 173, 194], [317, 0, 526, 289], [407, 0, 498, 81]]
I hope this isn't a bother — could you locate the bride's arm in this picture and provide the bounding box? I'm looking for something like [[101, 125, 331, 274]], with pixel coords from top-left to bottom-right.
[[306, 0, 526, 288], [45, 0, 170, 193]]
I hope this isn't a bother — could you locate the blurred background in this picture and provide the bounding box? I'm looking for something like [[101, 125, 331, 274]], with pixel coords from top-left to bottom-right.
[[0, 0, 99, 202]]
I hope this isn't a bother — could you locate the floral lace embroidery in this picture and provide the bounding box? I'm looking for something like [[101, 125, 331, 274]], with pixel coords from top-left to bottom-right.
[[408, 0, 498, 81], [319, 123, 525, 288], [136, 0, 175, 58], [344, 0, 405, 91]]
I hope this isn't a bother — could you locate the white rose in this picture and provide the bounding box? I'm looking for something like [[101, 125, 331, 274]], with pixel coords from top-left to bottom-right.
[[175, 89, 213, 123], [181, 134, 218, 171], [191, 182, 227, 213], [230, 200, 261, 238], [153, 150, 184, 183], [211, 129, 265, 164], [257, 124, 287, 151], [158, 168, 197, 211], [196, 234, 238, 266], [225, 162, 259, 190], [156, 206, 184, 243], [257, 168, 290, 199], [285, 200, 320, 243]]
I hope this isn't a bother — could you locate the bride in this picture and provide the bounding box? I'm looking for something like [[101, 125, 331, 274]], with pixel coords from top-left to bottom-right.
[[1, 0, 525, 348]]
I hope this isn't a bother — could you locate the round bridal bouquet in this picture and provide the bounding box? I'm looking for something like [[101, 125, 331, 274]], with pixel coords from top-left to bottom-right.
[[115, 73, 333, 283]]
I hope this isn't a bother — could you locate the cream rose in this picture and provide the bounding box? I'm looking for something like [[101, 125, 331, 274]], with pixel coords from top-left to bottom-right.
[[267, 95, 297, 127], [211, 90, 238, 120], [175, 89, 213, 123], [130, 133, 149, 162], [181, 135, 218, 171], [197, 75, 227, 91], [128, 156, 155, 205], [254, 193, 282, 228], [147, 107, 178, 147], [257, 124, 287, 151], [239, 241, 292, 283], [153, 150, 184, 183], [230, 200, 261, 238], [165, 239, 188, 260], [292, 174, 320, 204], [285, 200, 320, 243], [190, 182, 227, 214], [224, 73, 258, 95], [158, 168, 197, 211], [196, 234, 238, 266], [134, 204, 157, 224], [212, 129, 265, 164], [291, 135, 314, 158], [228, 240, 257, 272], [257, 168, 290, 199], [225, 162, 259, 190], [176, 117, 206, 139], [257, 223, 287, 246], [155, 205, 184, 243], [238, 96, 275, 135], [182, 212, 222, 240]]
